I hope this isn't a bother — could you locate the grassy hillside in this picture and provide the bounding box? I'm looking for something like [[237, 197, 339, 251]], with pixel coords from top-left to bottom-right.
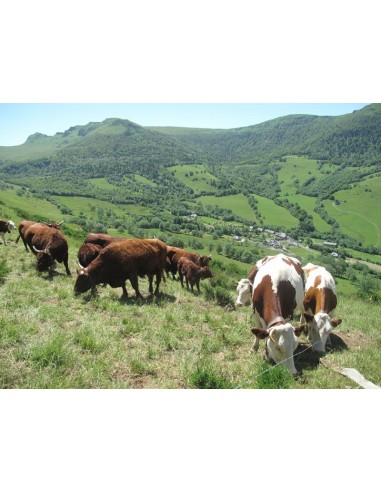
[[1, 231, 380, 389]]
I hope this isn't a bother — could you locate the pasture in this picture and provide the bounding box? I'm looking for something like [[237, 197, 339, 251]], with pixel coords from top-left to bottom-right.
[[252, 194, 299, 228], [0, 235, 380, 389], [170, 165, 221, 194], [196, 194, 256, 222]]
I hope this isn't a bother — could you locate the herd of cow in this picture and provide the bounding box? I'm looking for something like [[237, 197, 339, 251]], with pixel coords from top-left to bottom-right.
[[1, 218, 342, 375]]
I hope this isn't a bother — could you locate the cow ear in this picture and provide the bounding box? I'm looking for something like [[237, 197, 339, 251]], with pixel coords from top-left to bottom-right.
[[251, 327, 269, 339], [293, 323, 306, 337], [304, 313, 314, 322], [331, 317, 342, 327]]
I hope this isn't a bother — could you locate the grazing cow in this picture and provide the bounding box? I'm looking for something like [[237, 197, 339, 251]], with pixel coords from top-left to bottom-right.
[[166, 246, 212, 279], [84, 233, 124, 248], [77, 243, 103, 267], [24, 223, 71, 275], [177, 257, 213, 293], [302, 263, 342, 354], [74, 238, 167, 298], [16, 220, 63, 251], [0, 220, 16, 245], [236, 254, 305, 375]]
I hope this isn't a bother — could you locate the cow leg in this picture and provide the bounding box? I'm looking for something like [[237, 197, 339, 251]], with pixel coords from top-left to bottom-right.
[[121, 282, 129, 298], [179, 272, 184, 288], [129, 275, 143, 299], [154, 273, 161, 296], [196, 279, 200, 293], [63, 258, 71, 276], [148, 275, 154, 295]]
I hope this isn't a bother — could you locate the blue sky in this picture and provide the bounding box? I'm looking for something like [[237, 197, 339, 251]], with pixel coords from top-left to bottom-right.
[[0, 103, 368, 146]]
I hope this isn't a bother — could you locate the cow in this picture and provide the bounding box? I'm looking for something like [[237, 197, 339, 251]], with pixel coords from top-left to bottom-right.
[[166, 246, 212, 279], [302, 263, 342, 354], [23, 222, 71, 275], [16, 220, 63, 251], [177, 257, 213, 293], [77, 243, 103, 268], [236, 254, 305, 375], [0, 220, 16, 245], [84, 233, 124, 248], [74, 238, 168, 299]]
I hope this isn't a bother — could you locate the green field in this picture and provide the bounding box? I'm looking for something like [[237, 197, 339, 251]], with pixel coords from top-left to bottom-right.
[[170, 165, 220, 194], [88, 178, 117, 190], [324, 175, 381, 246], [196, 194, 256, 222], [253, 194, 299, 228]]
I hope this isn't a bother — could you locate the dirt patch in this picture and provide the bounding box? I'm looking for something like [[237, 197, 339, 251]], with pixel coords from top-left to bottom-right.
[[333, 329, 371, 350]]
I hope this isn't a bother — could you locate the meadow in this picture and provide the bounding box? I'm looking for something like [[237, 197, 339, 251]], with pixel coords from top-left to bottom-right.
[[0, 233, 380, 389]]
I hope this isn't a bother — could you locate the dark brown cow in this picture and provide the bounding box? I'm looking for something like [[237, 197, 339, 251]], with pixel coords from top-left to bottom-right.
[[16, 220, 63, 251], [0, 220, 16, 245], [236, 254, 305, 375], [24, 223, 71, 275], [166, 246, 212, 279], [177, 257, 213, 293], [302, 263, 342, 354], [77, 243, 103, 267], [84, 233, 124, 248], [75, 238, 167, 298]]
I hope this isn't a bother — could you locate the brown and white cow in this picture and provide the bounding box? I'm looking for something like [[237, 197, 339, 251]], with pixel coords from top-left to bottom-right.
[[75, 238, 167, 298], [302, 263, 342, 354], [166, 246, 212, 280], [0, 220, 16, 245], [236, 254, 305, 375], [177, 257, 213, 293]]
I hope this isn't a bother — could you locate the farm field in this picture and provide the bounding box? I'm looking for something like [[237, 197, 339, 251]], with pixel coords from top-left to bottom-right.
[[170, 165, 220, 194], [253, 194, 299, 228], [196, 194, 256, 222], [324, 175, 381, 247], [284, 194, 332, 233], [0, 237, 380, 389]]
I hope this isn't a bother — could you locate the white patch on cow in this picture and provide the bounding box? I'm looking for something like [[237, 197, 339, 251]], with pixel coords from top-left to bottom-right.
[[7, 220, 16, 230], [254, 254, 304, 310], [235, 278, 252, 307]]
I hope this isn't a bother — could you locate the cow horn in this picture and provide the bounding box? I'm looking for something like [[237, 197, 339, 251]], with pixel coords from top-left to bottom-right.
[[32, 245, 48, 254], [269, 328, 277, 344], [77, 259, 86, 270], [57, 220, 64, 226]]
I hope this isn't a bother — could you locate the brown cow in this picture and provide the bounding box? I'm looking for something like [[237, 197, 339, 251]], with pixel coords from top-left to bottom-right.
[[77, 243, 103, 267], [177, 257, 213, 293], [0, 220, 16, 245], [75, 238, 167, 298], [16, 220, 63, 251], [166, 246, 212, 279], [24, 222, 71, 275], [84, 233, 124, 248]]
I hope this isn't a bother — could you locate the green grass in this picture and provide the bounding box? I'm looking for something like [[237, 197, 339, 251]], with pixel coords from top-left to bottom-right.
[[253, 194, 298, 228], [323, 175, 381, 246], [170, 165, 221, 193], [197, 194, 256, 221], [0, 236, 380, 389]]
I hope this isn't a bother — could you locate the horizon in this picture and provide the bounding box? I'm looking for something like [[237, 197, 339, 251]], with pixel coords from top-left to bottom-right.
[[0, 103, 369, 147]]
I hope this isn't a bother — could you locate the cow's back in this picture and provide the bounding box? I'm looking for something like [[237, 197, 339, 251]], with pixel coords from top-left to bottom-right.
[[253, 254, 305, 320]]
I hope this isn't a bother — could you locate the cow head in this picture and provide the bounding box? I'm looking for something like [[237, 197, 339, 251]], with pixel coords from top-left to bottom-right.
[[7, 220, 16, 232], [200, 266, 213, 279], [74, 265, 95, 294], [199, 255, 212, 267], [304, 312, 342, 354], [251, 323, 305, 375], [235, 278, 252, 307], [32, 245, 55, 271]]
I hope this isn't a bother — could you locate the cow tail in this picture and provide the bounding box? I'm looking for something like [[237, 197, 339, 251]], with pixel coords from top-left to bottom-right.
[[15, 234, 21, 244]]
